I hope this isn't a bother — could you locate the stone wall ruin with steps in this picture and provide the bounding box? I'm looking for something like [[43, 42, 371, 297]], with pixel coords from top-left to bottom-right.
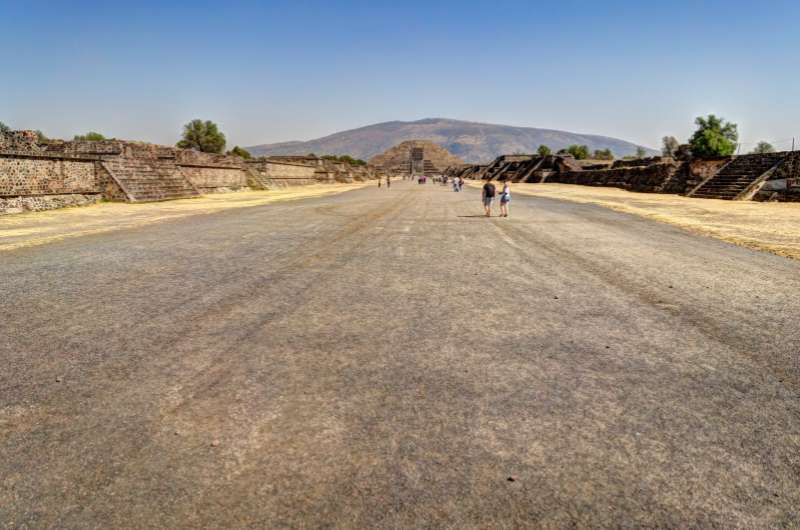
[[0, 131, 384, 214], [446, 152, 800, 201]]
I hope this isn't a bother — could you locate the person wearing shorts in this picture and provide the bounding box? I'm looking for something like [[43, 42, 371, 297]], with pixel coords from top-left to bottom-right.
[[482, 181, 496, 217], [499, 181, 511, 217]]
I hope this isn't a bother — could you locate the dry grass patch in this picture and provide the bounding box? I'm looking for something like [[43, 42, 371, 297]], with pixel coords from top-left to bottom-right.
[[0, 183, 368, 252]]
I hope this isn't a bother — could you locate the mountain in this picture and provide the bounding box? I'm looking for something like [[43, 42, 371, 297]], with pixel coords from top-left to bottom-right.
[[246, 118, 657, 164]]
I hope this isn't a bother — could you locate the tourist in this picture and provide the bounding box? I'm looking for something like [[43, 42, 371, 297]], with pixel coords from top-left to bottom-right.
[[453, 177, 459, 192], [499, 180, 511, 217], [482, 180, 496, 217], [386, 176, 391, 188], [458, 176, 465, 192]]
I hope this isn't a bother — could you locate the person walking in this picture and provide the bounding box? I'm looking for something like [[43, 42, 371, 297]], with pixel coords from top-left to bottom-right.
[[458, 176, 464, 192], [482, 180, 496, 217], [386, 176, 391, 188], [499, 180, 511, 217]]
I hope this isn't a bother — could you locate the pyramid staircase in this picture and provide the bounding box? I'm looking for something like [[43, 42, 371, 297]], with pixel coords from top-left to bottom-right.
[[423, 160, 439, 175], [102, 157, 199, 202], [690, 153, 785, 200]]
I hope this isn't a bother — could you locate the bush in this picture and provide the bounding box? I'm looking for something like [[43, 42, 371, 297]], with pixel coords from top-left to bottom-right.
[[74, 132, 106, 141], [176, 119, 226, 154], [751, 141, 775, 154], [0, 121, 10, 135], [593, 148, 614, 160], [228, 146, 252, 159], [537, 145, 552, 156], [662, 136, 680, 158], [566, 144, 590, 160], [688, 115, 738, 157], [322, 154, 367, 166]]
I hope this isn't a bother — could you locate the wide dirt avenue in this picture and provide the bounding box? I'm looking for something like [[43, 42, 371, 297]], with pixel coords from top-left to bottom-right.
[[2, 181, 799, 528]]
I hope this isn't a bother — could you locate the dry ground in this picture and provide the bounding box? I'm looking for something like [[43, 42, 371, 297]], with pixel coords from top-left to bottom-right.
[[0, 183, 368, 252], [2, 181, 799, 528], [472, 182, 800, 260]]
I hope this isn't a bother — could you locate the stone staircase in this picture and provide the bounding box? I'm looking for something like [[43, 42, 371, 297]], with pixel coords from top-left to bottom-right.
[[243, 165, 272, 190], [691, 153, 785, 200], [423, 160, 438, 175], [102, 158, 199, 202]]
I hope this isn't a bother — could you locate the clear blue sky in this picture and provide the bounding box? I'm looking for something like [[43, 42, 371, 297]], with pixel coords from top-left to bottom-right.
[[2, 0, 798, 151]]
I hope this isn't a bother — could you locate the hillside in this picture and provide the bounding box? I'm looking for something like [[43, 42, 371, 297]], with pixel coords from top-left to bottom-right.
[[247, 118, 656, 163]]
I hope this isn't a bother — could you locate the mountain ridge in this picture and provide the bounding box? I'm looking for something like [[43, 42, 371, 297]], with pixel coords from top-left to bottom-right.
[[247, 118, 657, 163]]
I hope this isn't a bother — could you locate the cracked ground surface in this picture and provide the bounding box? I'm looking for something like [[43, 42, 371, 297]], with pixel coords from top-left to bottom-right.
[[2, 181, 799, 528]]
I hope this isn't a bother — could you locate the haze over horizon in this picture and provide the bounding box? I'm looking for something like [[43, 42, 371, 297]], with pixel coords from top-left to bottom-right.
[[2, 0, 799, 152]]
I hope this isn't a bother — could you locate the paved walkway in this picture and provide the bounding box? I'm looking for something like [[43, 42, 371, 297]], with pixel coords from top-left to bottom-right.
[[2, 181, 799, 528]]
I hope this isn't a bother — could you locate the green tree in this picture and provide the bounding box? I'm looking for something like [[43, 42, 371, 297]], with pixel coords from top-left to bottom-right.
[[635, 147, 647, 158], [176, 119, 226, 154], [537, 145, 552, 156], [688, 114, 738, 157], [322, 154, 367, 166], [74, 131, 106, 141], [566, 144, 590, 160], [662, 136, 680, 157], [593, 148, 614, 160], [36, 130, 48, 142], [228, 145, 252, 159], [751, 141, 775, 154], [0, 121, 10, 134]]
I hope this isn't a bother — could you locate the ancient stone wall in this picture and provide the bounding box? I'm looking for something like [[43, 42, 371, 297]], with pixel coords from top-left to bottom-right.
[[755, 152, 800, 202], [0, 131, 44, 152], [684, 158, 731, 191], [179, 165, 249, 192], [247, 160, 319, 186], [0, 194, 102, 215], [549, 162, 681, 193], [0, 154, 98, 197], [0, 131, 379, 214]]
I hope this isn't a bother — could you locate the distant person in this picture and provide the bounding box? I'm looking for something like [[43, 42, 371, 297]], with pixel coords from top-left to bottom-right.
[[453, 177, 459, 192], [378, 177, 382, 188], [482, 180, 496, 217], [458, 176, 465, 191], [386, 176, 391, 188], [499, 181, 511, 217]]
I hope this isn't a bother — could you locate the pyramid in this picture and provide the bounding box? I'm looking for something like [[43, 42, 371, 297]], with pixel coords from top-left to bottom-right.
[[369, 140, 464, 175]]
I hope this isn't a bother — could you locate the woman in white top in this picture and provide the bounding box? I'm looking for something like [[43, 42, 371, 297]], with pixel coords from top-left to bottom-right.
[[499, 181, 511, 217]]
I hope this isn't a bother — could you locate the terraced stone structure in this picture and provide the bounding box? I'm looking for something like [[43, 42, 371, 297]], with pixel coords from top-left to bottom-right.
[[689, 153, 787, 200], [370, 140, 464, 176], [446, 151, 800, 201], [0, 131, 384, 214]]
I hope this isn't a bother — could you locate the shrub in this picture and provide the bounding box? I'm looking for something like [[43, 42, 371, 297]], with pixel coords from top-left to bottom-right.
[[688, 115, 738, 157], [176, 119, 226, 153]]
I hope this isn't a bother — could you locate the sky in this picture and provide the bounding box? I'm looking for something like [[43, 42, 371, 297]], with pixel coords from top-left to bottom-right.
[[2, 0, 799, 151]]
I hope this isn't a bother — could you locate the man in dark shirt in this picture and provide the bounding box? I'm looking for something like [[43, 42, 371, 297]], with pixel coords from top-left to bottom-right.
[[482, 181, 496, 217]]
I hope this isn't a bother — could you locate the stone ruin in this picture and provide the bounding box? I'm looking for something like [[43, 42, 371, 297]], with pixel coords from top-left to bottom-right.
[[445, 151, 800, 202], [369, 140, 464, 177], [0, 131, 387, 214]]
